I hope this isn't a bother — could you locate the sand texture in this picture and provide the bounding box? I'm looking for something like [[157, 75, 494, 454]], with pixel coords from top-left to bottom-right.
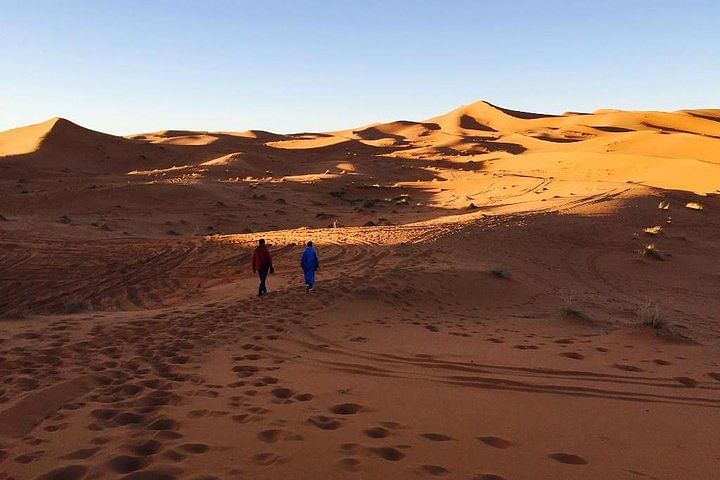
[[1, 101, 720, 479]]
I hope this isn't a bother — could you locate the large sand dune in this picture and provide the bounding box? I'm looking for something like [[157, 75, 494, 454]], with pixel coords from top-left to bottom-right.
[[1, 101, 719, 479]]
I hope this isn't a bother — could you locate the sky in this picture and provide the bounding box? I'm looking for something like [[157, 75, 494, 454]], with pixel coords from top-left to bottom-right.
[[1, 0, 719, 135]]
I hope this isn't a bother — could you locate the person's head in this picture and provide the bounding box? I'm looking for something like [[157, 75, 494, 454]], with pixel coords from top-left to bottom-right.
[[258, 238, 265, 246], [306, 241, 313, 247]]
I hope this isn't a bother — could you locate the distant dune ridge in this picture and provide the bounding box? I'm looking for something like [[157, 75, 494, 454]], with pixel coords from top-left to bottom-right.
[[2, 100, 720, 191], [2, 100, 720, 480]]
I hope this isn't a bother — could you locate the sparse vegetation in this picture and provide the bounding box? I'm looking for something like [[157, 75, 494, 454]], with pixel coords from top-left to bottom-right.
[[637, 299, 664, 329], [559, 290, 585, 318], [643, 243, 664, 260], [491, 266, 510, 279]]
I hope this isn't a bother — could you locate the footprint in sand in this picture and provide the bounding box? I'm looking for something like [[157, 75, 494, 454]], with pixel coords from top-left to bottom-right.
[[164, 449, 187, 462], [477, 436, 515, 449], [367, 446, 405, 461], [14, 451, 44, 463], [124, 439, 162, 456], [420, 433, 453, 442], [474, 475, 506, 480], [252, 452, 286, 466], [178, 443, 209, 454], [258, 429, 303, 443], [146, 417, 179, 431], [548, 452, 588, 465], [308, 415, 342, 430], [35, 465, 88, 480], [107, 455, 149, 474], [329, 403, 364, 415], [116, 412, 145, 426], [561, 352, 584, 360], [418, 465, 450, 476], [364, 426, 391, 439], [270, 387, 294, 399]]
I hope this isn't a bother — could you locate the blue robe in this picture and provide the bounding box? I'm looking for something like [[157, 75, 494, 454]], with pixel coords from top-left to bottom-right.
[[301, 246, 319, 285]]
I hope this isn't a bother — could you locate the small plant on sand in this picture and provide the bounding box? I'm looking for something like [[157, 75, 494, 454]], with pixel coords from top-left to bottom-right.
[[637, 299, 664, 330], [491, 266, 510, 279], [559, 290, 585, 318], [643, 243, 664, 261]]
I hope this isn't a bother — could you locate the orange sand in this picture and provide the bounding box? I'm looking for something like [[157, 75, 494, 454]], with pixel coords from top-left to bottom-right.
[[1, 101, 720, 479]]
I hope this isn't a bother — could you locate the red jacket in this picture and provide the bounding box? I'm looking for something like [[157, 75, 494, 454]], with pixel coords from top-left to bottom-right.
[[252, 245, 273, 272]]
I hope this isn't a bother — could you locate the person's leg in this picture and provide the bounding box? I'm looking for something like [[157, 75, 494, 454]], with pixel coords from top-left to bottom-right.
[[307, 269, 315, 290], [258, 268, 268, 296]]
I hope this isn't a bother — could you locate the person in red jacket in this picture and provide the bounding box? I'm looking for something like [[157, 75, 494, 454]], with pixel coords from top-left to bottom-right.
[[251, 238, 274, 296]]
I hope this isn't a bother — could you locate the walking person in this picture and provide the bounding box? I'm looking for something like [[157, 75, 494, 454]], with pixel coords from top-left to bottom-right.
[[300, 241, 319, 291], [251, 238, 274, 296]]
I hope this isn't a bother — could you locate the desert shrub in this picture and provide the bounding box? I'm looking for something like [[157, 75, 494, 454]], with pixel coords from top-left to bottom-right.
[[637, 299, 664, 329], [559, 290, 585, 318], [643, 244, 664, 260], [491, 266, 509, 278]]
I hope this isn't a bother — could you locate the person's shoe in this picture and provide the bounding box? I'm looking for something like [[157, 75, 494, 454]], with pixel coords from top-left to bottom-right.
[[308, 285, 314, 292]]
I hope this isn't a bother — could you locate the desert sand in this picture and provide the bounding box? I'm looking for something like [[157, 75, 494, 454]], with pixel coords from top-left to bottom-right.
[[1, 101, 720, 479]]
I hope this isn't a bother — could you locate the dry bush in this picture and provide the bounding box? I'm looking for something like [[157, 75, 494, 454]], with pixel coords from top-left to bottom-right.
[[643, 244, 664, 261], [491, 266, 509, 279], [637, 299, 664, 329], [559, 290, 585, 318]]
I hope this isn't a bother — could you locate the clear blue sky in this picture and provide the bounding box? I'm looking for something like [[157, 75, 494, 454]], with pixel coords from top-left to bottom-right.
[[1, 0, 718, 135]]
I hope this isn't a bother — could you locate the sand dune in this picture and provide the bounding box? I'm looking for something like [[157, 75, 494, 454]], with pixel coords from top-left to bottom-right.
[[1, 101, 720, 479]]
